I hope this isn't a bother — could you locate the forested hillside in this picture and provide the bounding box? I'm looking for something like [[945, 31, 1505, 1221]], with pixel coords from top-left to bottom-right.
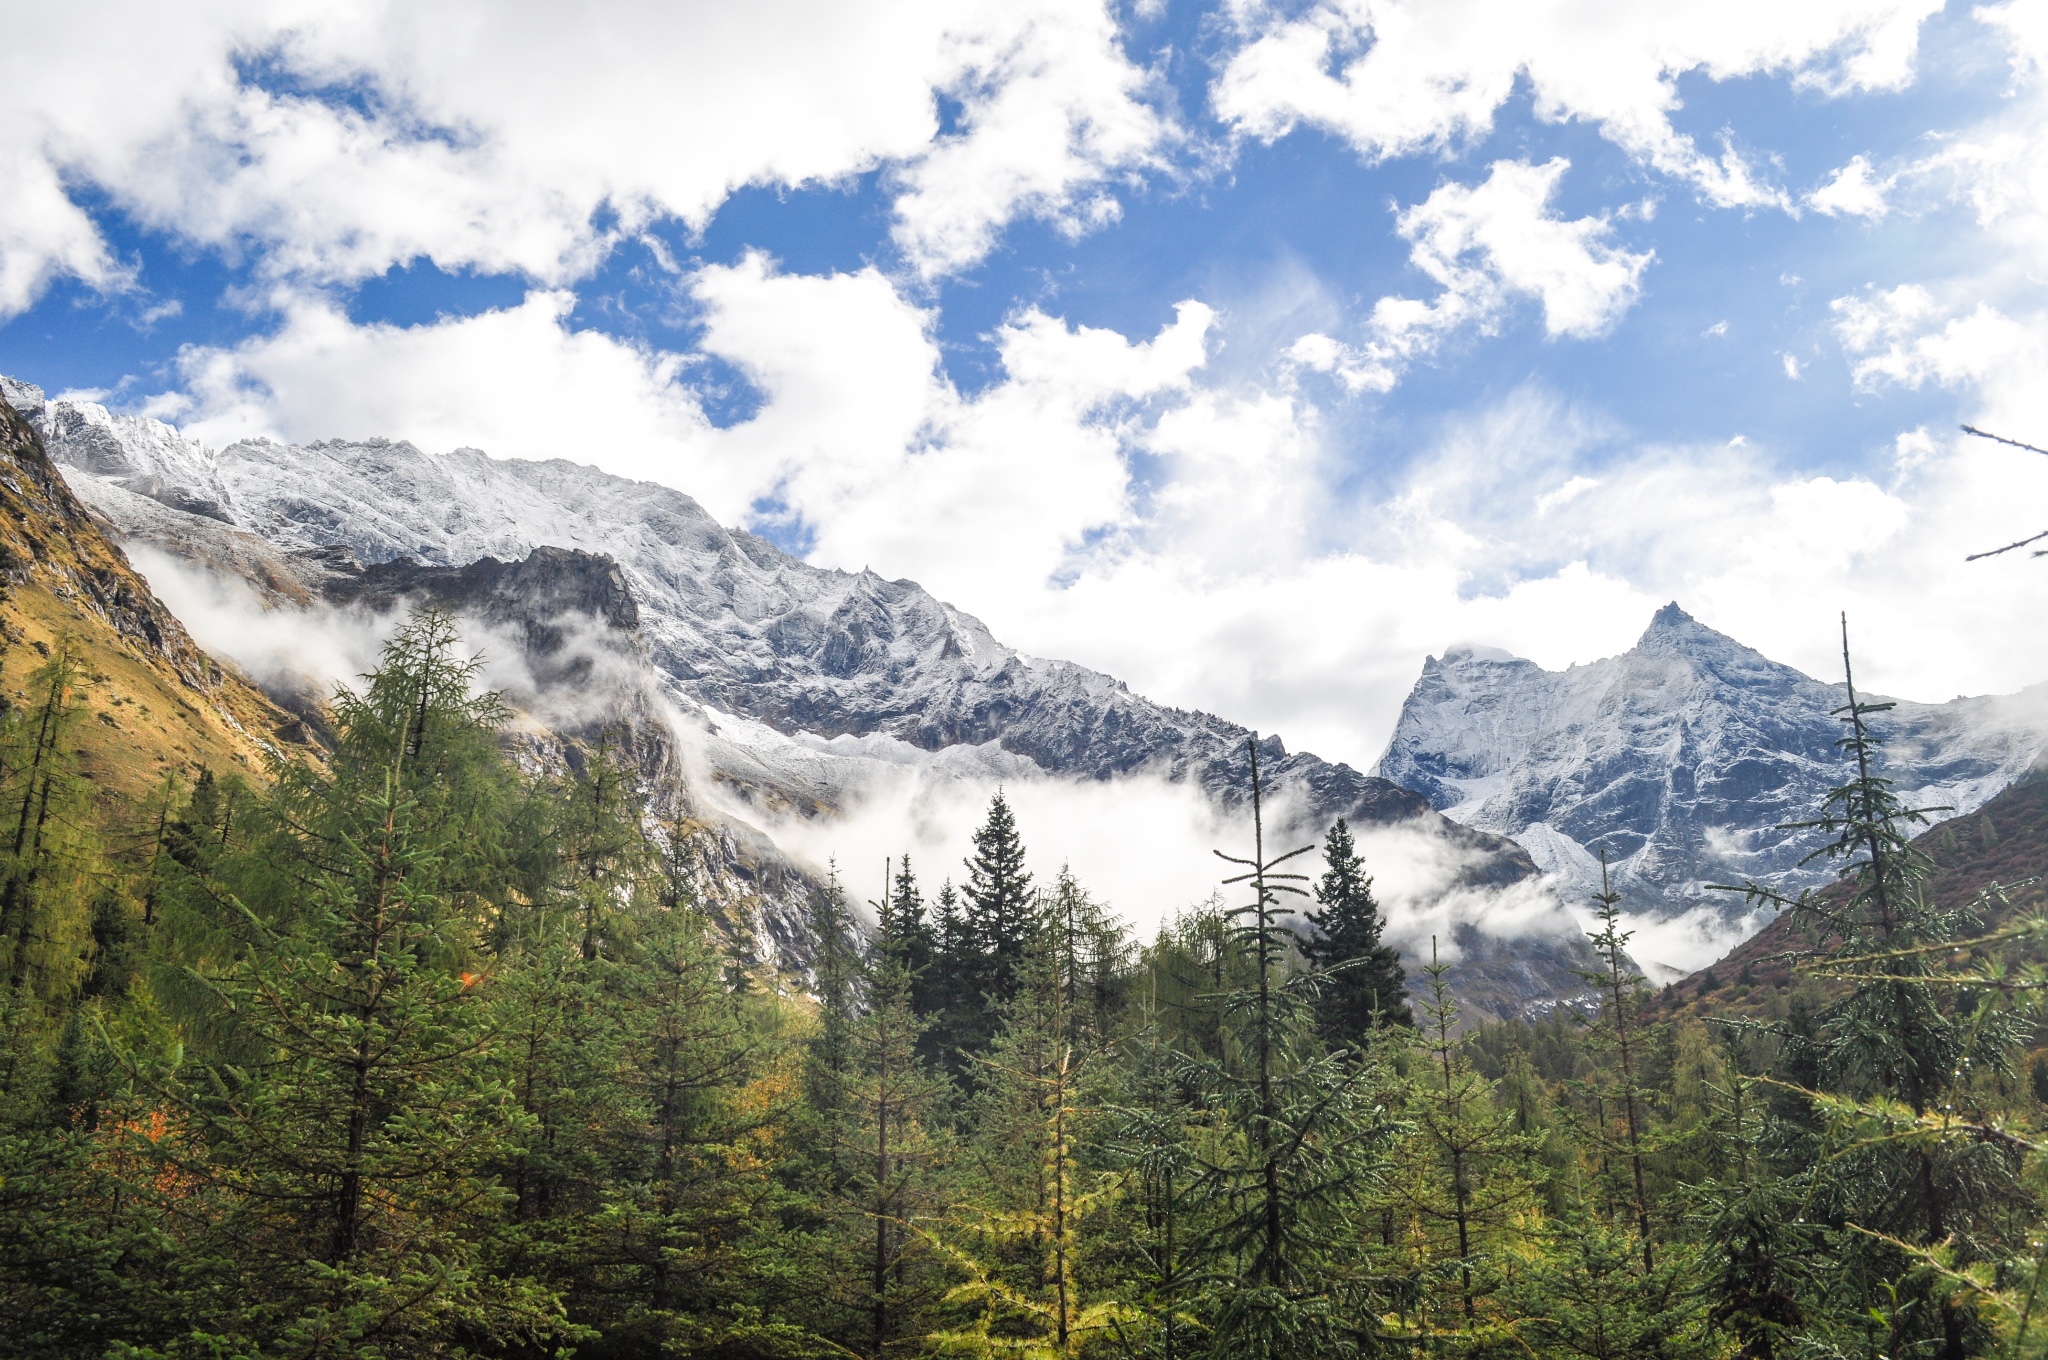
[[1, 592, 2045, 1360]]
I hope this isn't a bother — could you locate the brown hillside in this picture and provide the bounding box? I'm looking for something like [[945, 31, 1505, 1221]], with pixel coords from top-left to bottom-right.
[[0, 392, 310, 807], [1651, 764, 2048, 1022]]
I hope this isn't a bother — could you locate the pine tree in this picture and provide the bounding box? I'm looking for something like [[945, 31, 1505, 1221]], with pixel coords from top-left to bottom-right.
[[1182, 737, 1397, 1358], [1300, 817, 1411, 1039]]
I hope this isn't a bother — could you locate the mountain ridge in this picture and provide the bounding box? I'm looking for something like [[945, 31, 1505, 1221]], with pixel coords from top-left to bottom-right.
[[2, 376, 1600, 1018], [1374, 601, 2048, 972]]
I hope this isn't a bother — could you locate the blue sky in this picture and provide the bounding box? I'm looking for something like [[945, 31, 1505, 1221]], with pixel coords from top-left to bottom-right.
[[4, 0, 2047, 771]]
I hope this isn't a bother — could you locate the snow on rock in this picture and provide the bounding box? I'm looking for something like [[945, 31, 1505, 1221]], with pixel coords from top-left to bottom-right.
[[1376, 602, 2048, 970], [3, 378, 1600, 1014]]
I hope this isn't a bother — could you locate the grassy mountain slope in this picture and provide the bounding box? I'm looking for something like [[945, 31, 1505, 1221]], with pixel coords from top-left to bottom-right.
[[1650, 763, 2048, 1023], [0, 393, 307, 805]]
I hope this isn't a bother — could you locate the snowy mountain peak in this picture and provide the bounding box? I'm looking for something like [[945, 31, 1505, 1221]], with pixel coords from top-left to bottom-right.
[[1644, 600, 1694, 633], [1376, 606, 2048, 971], [1437, 643, 1523, 667]]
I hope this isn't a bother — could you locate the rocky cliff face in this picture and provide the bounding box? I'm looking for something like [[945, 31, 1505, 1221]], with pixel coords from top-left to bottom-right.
[[1375, 603, 2048, 972], [3, 376, 1605, 1014]]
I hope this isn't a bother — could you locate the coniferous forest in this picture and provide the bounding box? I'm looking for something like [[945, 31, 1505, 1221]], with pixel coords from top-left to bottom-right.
[[3, 610, 2046, 1360]]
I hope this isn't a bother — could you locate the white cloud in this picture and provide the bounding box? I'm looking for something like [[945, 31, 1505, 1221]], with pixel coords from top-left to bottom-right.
[[0, 0, 1168, 316], [1287, 159, 1650, 391], [1212, 0, 1941, 209], [164, 287, 725, 490], [121, 264, 2048, 784], [890, 0, 1172, 276], [1830, 284, 2038, 391], [1809, 153, 1894, 217], [0, 150, 132, 316]]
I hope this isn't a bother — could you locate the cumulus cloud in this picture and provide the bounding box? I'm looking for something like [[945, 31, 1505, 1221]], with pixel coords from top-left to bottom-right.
[[1831, 284, 2038, 391], [1212, 0, 1940, 209], [1287, 158, 1651, 392], [890, 0, 1172, 276], [0, 0, 1169, 315], [132, 249, 2048, 779], [1809, 154, 1894, 218]]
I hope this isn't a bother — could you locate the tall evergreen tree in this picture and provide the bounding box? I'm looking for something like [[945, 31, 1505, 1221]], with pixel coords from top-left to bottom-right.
[[1721, 617, 2032, 1360], [943, 901, 1128, 1359], [947, 791, 1034, 1064], [1183, 737, 1398, 1358], [137, 611, 576, 1356], [1581, 851, 1658, 1272], [0, 643, 104, 1117], [887, 853, 935, 982], [964, 791, 1033, 1000], [1387, 940, 1537, 1341], [1300, 818, 1411, 1039]]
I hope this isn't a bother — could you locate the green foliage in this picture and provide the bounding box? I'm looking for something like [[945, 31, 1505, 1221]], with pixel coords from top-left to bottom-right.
[[0, 612, 2042, 1360], [1300, 818, 1411, 1039], [1175, 738, 1399, 1360]]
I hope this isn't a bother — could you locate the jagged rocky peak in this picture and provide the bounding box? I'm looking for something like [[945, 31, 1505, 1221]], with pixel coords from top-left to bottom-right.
[[10, 374, 1600, 1014], [323, 546, 640, 635], [1376, 602, 2048, 968]]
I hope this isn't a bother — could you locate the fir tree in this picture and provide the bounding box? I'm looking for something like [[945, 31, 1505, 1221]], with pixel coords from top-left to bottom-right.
[[1049, 863, 1126, 1048], [936, 792, 1035, 1068], [1720, 617, 2033, 1360], [963, 790, 1034, 1008], [137, 611, 577, 1356], [1183, 736, 1398, 1359], [888, 853, 936, 983], [1300, 817, 1411, 1039], [583, 898, 781, 1353]]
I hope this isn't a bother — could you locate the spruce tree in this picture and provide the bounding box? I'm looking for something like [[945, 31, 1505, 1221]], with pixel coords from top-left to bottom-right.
[[1182, 736, 1397, 1358], [1300, 817, 1411, 1039], [919, 878, 973, 1072], [888, 853, 935, 984], [815, 892, 952, 1359], [137, 611, 576, 1356], [1720, 617, 2032, 1360], [582, 897, 782, 1354], [948, 791, 1033, 1064], [1049, 863, 1126, 1048]]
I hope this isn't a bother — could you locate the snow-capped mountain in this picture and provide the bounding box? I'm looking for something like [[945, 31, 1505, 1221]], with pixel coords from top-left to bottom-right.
[[1374, 603, 2048, 973], [1, 376, 1596, 1015]]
